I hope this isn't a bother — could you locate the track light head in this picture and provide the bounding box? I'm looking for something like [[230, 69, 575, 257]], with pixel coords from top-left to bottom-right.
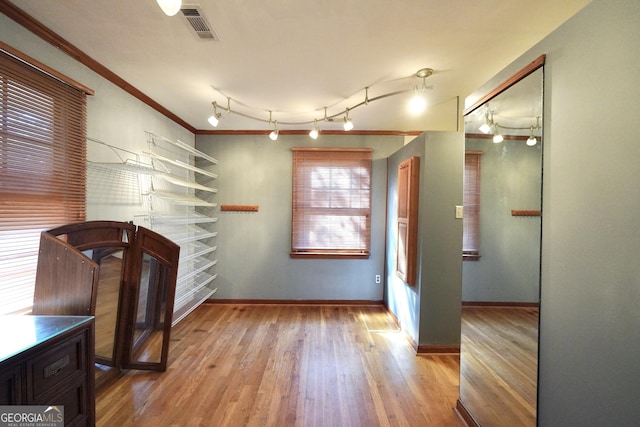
[[493, 124, 503, 143], [527, 126, 537, 146], [269, 121, 279, 141], [156, 0, 182, 16], [343, 108, 354, 131], [208, 102, 220, 127], [309, 120, 319, 139]]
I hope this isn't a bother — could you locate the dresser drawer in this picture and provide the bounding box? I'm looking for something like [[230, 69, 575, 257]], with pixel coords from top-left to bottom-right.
[[27, 331, 87, 401], [33, 379, 89, 427], [0, 365, 22, 404]]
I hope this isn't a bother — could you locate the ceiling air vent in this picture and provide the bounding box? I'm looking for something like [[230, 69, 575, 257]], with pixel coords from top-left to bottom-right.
[[179, 5, 219, 40]]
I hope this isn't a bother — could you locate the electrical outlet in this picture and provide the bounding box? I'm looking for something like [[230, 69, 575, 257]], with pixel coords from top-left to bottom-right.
[[375, 275, 381, 284]]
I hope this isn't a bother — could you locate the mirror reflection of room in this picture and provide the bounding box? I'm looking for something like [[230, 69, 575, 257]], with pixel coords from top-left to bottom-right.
[[459, 66, 543, 427]]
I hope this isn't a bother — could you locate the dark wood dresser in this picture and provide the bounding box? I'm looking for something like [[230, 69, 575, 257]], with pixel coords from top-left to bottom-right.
[[0, 315, 95, 426]]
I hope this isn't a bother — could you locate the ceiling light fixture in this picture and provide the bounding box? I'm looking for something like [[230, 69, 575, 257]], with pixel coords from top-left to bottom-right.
[[408, 68, 433, 115], [343, 108, 354, 131], [207, 101, 221, 127], [309, 119, 319, 139], [156, 0, 182, 16]]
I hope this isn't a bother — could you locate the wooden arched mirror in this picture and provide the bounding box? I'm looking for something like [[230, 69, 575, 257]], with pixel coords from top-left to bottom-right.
[[33, 221, 179, 373]]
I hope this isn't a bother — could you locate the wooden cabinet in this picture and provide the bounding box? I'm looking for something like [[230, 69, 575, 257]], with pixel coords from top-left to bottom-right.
[[0, 315, 95, 426]]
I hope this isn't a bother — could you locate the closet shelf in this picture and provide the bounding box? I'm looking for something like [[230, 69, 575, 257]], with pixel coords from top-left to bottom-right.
[[156, 174, 218, 193], [150, 190, 217, 206], [143, 132, 219, 323], [179, 242, 217, 263], [149, 212, 218, 225], [145, 151, 218, 179], [177, 258, 218, 283], [87, 160, 159, 175], [146, 131, 219, 165], [153, 225, 217, 244]]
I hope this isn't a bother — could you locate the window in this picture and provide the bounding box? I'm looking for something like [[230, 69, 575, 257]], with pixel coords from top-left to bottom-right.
[[291, 147, 372, 258], [0, 47, 88, 314], [463, 151, 482, 260]]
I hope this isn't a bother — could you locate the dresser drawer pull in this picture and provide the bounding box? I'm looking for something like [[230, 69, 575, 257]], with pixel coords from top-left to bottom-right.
[[44, 355, 70, 378]]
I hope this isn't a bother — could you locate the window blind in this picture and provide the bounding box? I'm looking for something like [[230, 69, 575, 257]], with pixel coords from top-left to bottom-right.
[[291, 147, 372, 258], [463, 151, 482, 260], [0, 49, 87, 314]]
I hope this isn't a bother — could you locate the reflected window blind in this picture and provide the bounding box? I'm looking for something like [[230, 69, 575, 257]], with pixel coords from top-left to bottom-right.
[[463, 151, 482, 260], [291, 147, 372, 257], [0, 50, 87, 314]]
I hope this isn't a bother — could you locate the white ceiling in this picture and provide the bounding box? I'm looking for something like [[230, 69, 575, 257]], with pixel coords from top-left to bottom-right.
[[11, 0, 590, 132]]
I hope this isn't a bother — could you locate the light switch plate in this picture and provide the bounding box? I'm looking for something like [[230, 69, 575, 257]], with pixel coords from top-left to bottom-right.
[[455, 205, 464, 219]]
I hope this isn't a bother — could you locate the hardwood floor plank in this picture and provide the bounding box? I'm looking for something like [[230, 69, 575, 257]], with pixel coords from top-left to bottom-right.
[[96, 304, 464, 426], [459, 306, 538, 427]]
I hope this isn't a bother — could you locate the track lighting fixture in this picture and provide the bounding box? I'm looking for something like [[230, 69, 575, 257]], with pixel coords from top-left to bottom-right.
[[343, 108, 354, 131], [207, 102, 221, 127], [269, 121, 279, 141], [206, 67, 434, 137], [309, 119, 319, 139], [156, 0, 182, 16]]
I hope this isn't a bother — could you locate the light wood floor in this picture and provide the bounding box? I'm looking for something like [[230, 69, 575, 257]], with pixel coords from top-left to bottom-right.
[[95, 304, 465, 427], [459, 306, 538, 427]]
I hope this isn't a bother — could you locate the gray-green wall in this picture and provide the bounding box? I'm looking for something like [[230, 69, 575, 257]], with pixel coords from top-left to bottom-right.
[[195, 134, 403, 300], [385, 132, 464, 346], [470, 0, 640, 424], [462, 138, 542, 303]]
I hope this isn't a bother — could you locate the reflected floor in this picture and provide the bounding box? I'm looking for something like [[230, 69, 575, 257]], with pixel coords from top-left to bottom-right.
[[460, 306, 538, 427]]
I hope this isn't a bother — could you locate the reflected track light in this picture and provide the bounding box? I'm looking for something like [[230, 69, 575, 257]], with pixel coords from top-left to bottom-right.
[[527, 125, 537, 146], [479, 123, 492, 134], [492, 124, 503, 143]]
